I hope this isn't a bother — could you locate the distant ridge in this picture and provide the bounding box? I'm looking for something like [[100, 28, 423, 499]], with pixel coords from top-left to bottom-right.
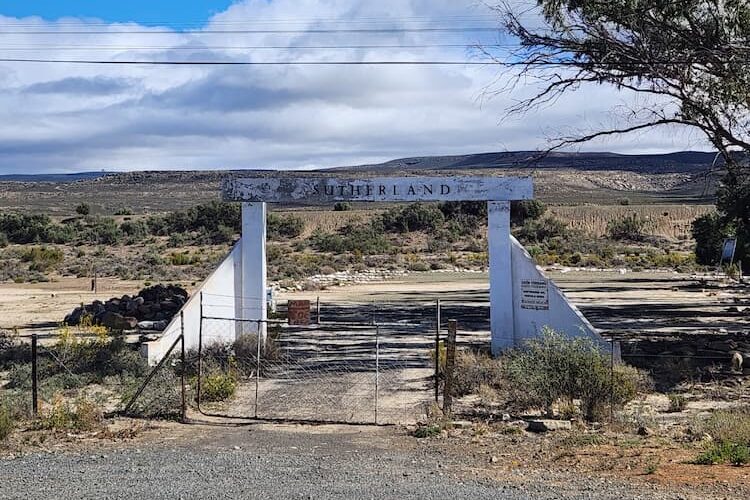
[[0, 172, 112, 183], [330, 150, 722, 174]]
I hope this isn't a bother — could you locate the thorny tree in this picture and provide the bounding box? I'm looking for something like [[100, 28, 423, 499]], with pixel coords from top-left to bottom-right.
[[490, 0, 750, 266]]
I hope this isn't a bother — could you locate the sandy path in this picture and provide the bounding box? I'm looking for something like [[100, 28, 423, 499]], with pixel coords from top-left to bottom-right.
[[0, 277, 149, 331]]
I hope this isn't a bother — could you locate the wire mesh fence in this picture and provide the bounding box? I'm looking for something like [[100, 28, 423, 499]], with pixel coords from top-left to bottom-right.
[[195, 317, 435, 424], [0, 327, 187, 423]]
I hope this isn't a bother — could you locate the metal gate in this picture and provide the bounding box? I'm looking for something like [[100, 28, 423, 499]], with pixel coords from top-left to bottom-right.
[[196, 316, 434, 424]]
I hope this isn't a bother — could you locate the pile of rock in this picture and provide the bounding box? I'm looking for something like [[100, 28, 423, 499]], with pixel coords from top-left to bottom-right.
[[65, 284, 189, 331], [621, 332, 750, 373]]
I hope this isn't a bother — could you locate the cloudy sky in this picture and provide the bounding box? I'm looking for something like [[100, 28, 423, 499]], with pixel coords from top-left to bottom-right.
[[0, 0, 712, 174]]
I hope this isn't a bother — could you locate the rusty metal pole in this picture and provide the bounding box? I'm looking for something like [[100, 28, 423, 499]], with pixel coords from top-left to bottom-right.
[[196, 292, 204, 407], [443, 319, 457, 414], [31, 334, 38, 416], [255, 319, 261, 419]]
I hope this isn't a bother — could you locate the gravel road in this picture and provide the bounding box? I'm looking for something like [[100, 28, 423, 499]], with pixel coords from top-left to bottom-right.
[[0, 423, 732, 499]]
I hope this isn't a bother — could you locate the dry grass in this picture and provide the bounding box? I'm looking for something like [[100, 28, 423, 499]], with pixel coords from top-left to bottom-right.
[[284, 209, 381, 238], [549, 204, 714, 240]]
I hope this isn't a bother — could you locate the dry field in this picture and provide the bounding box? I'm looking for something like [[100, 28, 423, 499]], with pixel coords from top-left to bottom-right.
[[548, 204, 714, 239]]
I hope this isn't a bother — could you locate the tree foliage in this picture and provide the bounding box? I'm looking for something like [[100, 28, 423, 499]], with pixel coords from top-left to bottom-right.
[[495, 0, 750, 268]]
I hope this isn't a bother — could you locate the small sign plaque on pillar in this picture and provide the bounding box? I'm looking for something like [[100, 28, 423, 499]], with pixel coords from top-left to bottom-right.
[[288, 300, 311, 325], [520, 279, 549, 311]]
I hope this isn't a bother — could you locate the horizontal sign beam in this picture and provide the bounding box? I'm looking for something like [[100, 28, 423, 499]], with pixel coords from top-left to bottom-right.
[[222, 176, 533, 204]]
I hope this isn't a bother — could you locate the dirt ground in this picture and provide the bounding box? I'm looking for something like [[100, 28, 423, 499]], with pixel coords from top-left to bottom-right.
[[3, 269, 748, 338], [1, 417, 747, 499]]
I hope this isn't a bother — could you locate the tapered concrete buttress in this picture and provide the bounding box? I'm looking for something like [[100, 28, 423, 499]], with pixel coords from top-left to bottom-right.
[[241, 202, 267, 339], [488, 201, 514, 354]]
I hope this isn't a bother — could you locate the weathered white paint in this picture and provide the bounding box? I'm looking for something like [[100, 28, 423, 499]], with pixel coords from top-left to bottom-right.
[[223, 176, 533, 204], [488, 201, 515, 354], [241, 202, 268, 338], [509, 236, 612, 352], [141, 241, 243, 365]]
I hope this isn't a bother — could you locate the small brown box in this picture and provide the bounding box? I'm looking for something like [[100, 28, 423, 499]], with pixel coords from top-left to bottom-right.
[[288, 300, 311, 326]]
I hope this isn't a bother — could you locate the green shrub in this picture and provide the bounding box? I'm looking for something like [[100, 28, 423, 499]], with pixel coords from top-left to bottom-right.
[[695, 441, 750, 466], [667, 393, 687, 413], [0, 404, 14, 441], [81, 217, 123, 245], [201, 371, 237, 402], [515, 217, 568, 243], [21, 246, 64, 272], [0, 212, 72, 244], [501, 329, 646, 421], [0, 232, 8, 248], [381, 203, 445, 233], [606, 214, 652, 241], [413, 425, 441, 438], [267, 214, 305, 239], [691, 212, 732, 265], [309, 224, 390, 255], [510, 200, 547, 226], [170, 252, 197, 266], [333, 202, 352, 211], [75, 203, 91, 216]]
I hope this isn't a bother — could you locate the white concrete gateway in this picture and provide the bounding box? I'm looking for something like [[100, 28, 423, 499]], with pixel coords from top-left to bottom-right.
[[144, 175, 607, 363]]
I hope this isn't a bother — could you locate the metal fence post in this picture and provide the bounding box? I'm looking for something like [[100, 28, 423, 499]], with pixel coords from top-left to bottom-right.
[[610, 340, 615, 422], [31, 334, 38, 416], [180, 311, 186, 423], [316, 296, 321, 324], [375, 324, 380, 425], [196, 292, 204, 406], [434, 299, 441, 403], [443, 319, 457, 414], [255, 319, 261, 419]]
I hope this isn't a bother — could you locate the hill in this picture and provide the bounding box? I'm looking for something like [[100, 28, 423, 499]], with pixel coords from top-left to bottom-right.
[[0, 151, 720, 214]]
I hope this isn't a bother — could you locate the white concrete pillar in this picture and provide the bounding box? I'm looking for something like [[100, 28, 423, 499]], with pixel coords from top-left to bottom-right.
[[241, 202, 267, 338], [488, 201, 514, 354]]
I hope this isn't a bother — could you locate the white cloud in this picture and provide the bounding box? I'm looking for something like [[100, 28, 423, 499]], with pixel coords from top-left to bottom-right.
[[0, 1, 712, 174]]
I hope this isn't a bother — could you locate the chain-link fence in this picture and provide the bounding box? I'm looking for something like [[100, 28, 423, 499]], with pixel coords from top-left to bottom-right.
[[0, 324, 187, 423], [194, 316, 434, 425]]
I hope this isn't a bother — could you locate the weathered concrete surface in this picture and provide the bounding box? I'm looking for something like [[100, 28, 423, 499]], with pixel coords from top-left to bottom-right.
[[223, 176, 533, 204]]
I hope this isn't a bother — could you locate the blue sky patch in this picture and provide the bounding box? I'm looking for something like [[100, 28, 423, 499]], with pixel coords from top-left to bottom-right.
[[0, 0, 237, 27]]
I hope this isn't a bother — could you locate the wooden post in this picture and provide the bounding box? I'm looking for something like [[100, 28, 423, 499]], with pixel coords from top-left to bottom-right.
[[443, 319, 457, 414], [434, 299, 441, 403], [31, 334, 38, 416]]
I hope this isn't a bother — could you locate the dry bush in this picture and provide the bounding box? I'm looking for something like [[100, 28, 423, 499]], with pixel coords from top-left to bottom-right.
[[451, 350, 503, 397], [37, 395, 102, 432], [122, 368, 182, 419], [0, 404, 13, 441], [699, 408, 750, 445]]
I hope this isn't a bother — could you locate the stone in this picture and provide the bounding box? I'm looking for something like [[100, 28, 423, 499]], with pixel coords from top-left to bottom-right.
[[637, 425, 655, 437], [526, 419, 572, 433], [101, 311, 138, 331]]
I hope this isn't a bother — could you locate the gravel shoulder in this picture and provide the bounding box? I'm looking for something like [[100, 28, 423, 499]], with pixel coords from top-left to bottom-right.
[[0, 422, 737, 500]]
